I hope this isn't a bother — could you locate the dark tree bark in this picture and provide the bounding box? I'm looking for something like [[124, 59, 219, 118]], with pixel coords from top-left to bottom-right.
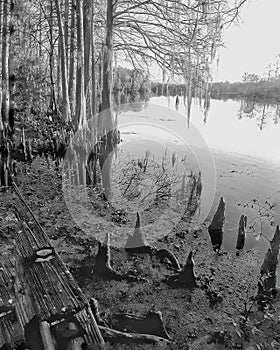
[[208, 197, 225, 251], [259, 225, 280, 292], [236, 214, 247, 253]]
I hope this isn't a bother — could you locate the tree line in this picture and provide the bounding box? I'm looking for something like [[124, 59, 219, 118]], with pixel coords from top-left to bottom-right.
[[0, 0, 249, 191], [211, 61, 280, 102]]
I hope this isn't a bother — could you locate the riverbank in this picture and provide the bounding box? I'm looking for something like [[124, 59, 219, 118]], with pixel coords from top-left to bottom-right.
[[1, 150, 280, 349]]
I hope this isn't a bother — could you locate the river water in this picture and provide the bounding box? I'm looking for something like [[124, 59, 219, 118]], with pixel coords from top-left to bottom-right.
[[116, 95, 280, 253]]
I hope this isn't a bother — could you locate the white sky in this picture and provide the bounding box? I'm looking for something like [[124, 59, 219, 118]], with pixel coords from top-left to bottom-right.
[[212, 0, 280, 82]]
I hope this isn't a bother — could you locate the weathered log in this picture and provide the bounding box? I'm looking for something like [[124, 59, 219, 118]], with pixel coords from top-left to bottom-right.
[[99, 326, 173, 345], [165, 251, 197, 289], [111, 311, 172, 341], [13, 207, 104, 346], [94, 233, 145, 282], [208, 197, 225, 251], [39, 321, 56, 350], [236, 215, 247, 253]]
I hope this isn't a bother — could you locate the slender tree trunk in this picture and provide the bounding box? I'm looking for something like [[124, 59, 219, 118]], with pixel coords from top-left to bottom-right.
[[1, 0, 10, 128], [57, 46, 61, 109], [0, 0, 3, 131], [83, 0, 91, 118], [91, 3, 96, 116], [98, 0, 117, 200], [64, 0, 70, 68], [48, 0, 57, 115], [75, 0, 86, 127], [38, 5, 42, 56], [68, 0, 76, 117], [100, 0, 113, 116], [55, 0, 71, 122]]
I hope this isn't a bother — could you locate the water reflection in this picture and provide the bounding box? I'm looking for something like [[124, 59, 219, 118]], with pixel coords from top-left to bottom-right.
[[113, 92, 149, 113], [116, 95, 280, 257], [238, 99, 280, 130]]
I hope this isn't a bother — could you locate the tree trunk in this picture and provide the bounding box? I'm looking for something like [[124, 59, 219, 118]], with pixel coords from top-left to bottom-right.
[[91, 7, 96, 117], [64, 0, 70, 68], [98, 0, 116, 200], [48, 0, 57, 116], [69, 0, 76, 117], [100, 0, 113, 116], [75, 0, 86, 128], [1, 0, 10, 128], [55, 0, 71, 122], [83, 0, 92, 118]]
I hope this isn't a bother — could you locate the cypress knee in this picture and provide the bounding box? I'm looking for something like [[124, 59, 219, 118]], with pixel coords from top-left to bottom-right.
[[208, 197, 225, 251], [236, 215, 247, 253]]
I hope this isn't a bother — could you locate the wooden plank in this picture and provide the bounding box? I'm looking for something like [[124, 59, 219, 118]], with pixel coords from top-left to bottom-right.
[[14, 208, 104, 347]]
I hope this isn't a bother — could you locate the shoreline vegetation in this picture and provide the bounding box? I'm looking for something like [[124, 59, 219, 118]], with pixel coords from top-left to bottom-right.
[[1, 0, 280, 347]]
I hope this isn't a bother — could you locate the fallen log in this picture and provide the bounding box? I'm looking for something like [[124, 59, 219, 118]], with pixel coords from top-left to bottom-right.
[[236, 215, 247, 254], [13, 206, 105, 347], [99, 326, 173, 345], [165, 251, 197, 289], [208, 197, 225, 251]]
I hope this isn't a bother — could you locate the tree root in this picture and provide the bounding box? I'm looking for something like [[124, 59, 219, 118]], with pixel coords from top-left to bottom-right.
[[125, 212, 181, 270], [154, 249, 181, 271], [91, 298, 173, 345], [165, 251, 197, 289], [99, 326, 173, 345], [93, 233, 146, 282], [110, 311, 172, 340], [90, 298, 110, 328]]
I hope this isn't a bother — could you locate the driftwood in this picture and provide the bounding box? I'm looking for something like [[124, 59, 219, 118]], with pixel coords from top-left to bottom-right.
[[111, 311, 172, 340], [93, 233, 145, 282], [236, 215, 247, 253], [99, 326, 173, 345], [165, 251, 197, 289], [125, 213, 181, 270], [208, 197, 225, 251]]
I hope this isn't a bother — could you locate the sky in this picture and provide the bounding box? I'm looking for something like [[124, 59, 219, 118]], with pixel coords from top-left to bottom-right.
[[212, 0, 280, 82]]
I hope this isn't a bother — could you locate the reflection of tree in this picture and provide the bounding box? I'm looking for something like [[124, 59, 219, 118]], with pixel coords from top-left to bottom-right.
[[110, 149, 202, 224], [113, 92, 149, 113], [274, 104, 280, 125], [238, 99, 280, 130]]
